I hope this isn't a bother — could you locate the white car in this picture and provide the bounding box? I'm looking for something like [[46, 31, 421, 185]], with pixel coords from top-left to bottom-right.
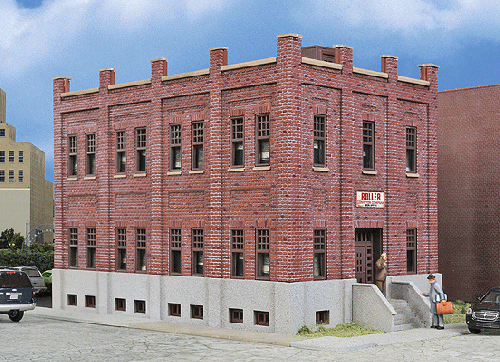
[[12, 266, 46, 295]]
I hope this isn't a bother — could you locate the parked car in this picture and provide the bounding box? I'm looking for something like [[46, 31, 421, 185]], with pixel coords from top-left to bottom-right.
[[466, 287, 500, 334], [12, 266, 46, 295], [42, 270, 52, 291], [0, 268, 36, 322]]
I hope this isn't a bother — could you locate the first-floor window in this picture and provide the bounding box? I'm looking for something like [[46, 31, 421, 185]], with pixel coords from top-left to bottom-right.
[[115, 131, 126, 174], [314, 115, 326, 166], [0, 170, 4, 182], [363, 121, 374, 170], [136, 228, 146, 271], [313, 229, 326, 279], [192, 229, 204, 276], [86, 228, 96, 269], [170, 124, 182, 171], [406, 127, 417, 173], [18, 170, 23, 183], [231, 117, 244, 167], [135, 128, 146, 173], [8, 170, 14, 182], [170, 229, 182, 275], [256, 229, 270, 279], [406, 229, 417, 274], [68, 135, 77, 177], [86, 133, 96, 175], [231, 229, 244, 277], [69, 228, 78, 267], [116, 228, 126, 271]]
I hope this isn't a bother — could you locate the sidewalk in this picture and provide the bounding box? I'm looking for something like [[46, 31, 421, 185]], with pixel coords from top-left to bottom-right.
[[31, 307, 468, 352]]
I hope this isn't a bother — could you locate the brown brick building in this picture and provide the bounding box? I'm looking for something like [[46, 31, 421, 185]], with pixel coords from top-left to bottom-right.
[[53, 34, 438, 333], [439, 85, 500, 302]]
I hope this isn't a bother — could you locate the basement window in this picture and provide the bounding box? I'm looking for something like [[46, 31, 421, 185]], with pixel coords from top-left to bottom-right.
[[316, 310, 329, 324], [85, 295, 96, 308], [191, 305, 203, 320], [169, 303, 181, 317], [230, 308, 243, 323], [115, 298, 126, 311], [134, 300, 146, 314], [67, 294, 77, 306], [254, 311, 269, 326]]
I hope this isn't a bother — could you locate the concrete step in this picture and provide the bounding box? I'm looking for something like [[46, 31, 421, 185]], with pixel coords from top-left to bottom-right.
[[388, 299, 425, 330]]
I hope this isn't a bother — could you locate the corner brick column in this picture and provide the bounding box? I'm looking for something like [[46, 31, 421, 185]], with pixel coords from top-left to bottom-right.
[[419, 64, 439, 273], [97, 68, 115, 271], [336, 45, 356, 279], [275, 34, 306, 282], [52, 76, 72, 269], [150, 58, 168, 274], [207, 47, 227, 278]]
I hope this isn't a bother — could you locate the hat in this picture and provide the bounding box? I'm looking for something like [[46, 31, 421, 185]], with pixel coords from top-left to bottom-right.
[[427, 274, 435, 280]]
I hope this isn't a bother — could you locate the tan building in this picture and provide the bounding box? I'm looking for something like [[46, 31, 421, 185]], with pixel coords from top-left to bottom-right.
[[0, 88, 53, 243]]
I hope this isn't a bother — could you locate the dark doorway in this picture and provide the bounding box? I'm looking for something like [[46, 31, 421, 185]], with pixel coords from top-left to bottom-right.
[[355, 229, 382, 284]]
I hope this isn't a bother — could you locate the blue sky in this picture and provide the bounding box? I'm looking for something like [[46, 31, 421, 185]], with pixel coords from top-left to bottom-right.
[[1, 0, 499, 182]]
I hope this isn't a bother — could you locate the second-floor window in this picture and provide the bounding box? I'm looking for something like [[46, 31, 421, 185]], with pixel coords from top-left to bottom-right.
[[68, 135, 77, 177], [8, 151, 14, 163], [135, 128, 146, 173], [406, 127, 417, 173], [18, 170, 23, 183], [0, 151, 4, 163], [170, 124, 182, 171], [231, 117, 244, 167], [86, 134, 96, 176], [116, 131, 126, 174], [192, 122, 204, 171], [18, 151, 23, 163], [314, 115, 326, 166], [255, 114, 270, 166], [8, 170, 14, 182], [0, 170, 4, 182], [363, 121, 374, 170]]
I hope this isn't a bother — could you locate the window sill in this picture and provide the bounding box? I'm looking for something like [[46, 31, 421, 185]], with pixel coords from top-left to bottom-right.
[[189, 170, 204, 174], [362, 170, 378, 175], [134, 173, 147, 178], [228, 167, 245, 172], [67, 177, 78, 181], [313, 167, 329, 172], [114, 174, 126, 179], [406, 172, 420, 178], [253, 166, 270, 171], [84, 175, 96, 180], [167, 171, 182, 176]]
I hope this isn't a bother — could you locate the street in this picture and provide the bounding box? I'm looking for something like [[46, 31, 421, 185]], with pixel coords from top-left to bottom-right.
[[1, 310, 500, 362]]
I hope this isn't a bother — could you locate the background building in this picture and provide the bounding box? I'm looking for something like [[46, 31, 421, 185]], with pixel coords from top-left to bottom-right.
[[439, 85, 500, 302], [0, 88, 54, 244], [53, 34, 438, 333]]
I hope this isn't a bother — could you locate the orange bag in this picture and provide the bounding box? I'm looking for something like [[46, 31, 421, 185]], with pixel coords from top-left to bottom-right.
[[436, 301, 454, 315]]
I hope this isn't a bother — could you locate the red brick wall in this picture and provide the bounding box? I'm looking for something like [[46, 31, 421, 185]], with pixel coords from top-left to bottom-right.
[[53, 34, 438, 283]]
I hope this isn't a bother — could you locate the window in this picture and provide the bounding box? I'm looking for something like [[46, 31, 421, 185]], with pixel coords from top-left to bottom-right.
[[18, 151, 23, 163], [169, 303, 181, 317], [314, 115, 326, 166], [86, 228, 96, 269], [256, 229, 270, 279], [170, 124, 182, 171], [8, 170, 14, 182], [0, 151, 4, 163], [67, 294, 77, 306], [170, 229, 182, 275], [192, 121, 204, 170], [313, 229, 326, 279], [115, 298, 126, 311], [69, 228, 78, 267], [115, 131, 126, 174], [231, 229, 244, 277], [8, 151, 14, 163], [18, 170, 23, 183], [406, 127, 417, 173], [363, 121, 374, 170], [316, 310, 329, 324], [0, 129, 4, 137], [255, 114, 270, 166], [254, 311, 269, 326], [191, 305, 203, 319], [135, 128, 146, 173], [134, 300, 146, 314], [407, 229, 417, 274], [0, 170, 4, 182], [136, 228, 146, 271], [86, 134, 96, 175], [231, 117, 244, 167], [68, 135, 77, 177], [85, 295, 96, 308], [230, 308, 243, 323], [116, 228, 126, 271], [192, 229, 204, 276]]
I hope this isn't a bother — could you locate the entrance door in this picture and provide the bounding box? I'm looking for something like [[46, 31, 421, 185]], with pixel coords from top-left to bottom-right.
[[355, 229, 382, 284]]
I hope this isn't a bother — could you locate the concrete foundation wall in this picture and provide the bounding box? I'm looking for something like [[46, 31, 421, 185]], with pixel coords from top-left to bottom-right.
[[53, 269, 356, 334]]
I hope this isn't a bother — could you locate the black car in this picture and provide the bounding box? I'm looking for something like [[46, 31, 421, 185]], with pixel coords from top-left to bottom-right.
[[466, 287, 500, 334], [0, 269, 36, 322]]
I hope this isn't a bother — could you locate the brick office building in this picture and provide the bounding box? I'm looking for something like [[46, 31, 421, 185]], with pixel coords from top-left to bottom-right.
[[53, 34, 438, 333], [439, 85, 500, 302]]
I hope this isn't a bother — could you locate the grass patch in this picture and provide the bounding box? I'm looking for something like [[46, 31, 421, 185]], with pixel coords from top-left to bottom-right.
[[444, 300, 471, 324], [297, 322, 384, 338]]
